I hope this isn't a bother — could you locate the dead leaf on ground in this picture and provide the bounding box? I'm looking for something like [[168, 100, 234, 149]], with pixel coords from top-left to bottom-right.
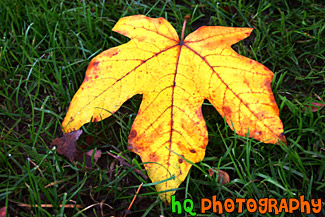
[[61, 15, 286, 202], [306, 102, 325, 112], [86, 149, 102, 163], [51, 129, 102, 170], [51, 129, 82, 161], [208, 168, 230, 184]]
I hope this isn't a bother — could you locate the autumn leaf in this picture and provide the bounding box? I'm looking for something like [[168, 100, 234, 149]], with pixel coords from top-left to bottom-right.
[[51, 129, 102, 170], [51, 130, 82, 161], [86, 149, 102, 163], [306, 102, 325, 112], [208, 169, 230, 185], [62, 15, 286, 203]]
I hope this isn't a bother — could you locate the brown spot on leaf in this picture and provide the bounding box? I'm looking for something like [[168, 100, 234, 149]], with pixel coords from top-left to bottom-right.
[[136, 36, 147, 42], [278, 133, 287, 145], [195, 109, 204, 120], [129, 129, 137, 139], [178, 158, 183, 164], [181, 122, 186, 131], [264, 79, 270, 86], [264, 79, 273, 93], [269, 95, 276, 104], [149, 153, 159, 162], [132, 146, 140, 153], [86, 61, 99, 71], [201, 137, 209, 148], [204, 137, 208, 143], [190, 149, 196, 153], [222, 106, 232, 114], [106, 49, 119, 58]]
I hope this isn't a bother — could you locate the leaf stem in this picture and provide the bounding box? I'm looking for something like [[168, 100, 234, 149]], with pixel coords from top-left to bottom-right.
[[181, 15, 190, 43]]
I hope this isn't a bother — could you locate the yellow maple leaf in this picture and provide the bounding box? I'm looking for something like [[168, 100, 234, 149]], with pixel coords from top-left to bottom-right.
[[62, 15, 286, 203]]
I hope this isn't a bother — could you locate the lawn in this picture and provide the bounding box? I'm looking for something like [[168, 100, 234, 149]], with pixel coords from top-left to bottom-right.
[[0, 0, 324, 216]]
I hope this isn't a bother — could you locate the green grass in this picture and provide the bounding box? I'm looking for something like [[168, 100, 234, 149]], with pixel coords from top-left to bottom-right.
[[1, 0, 324, 216]]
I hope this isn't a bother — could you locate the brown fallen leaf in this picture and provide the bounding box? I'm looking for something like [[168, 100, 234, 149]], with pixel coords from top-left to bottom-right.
[[51, 130, 101, 170], [208, 168, 230, 184], [306, 102, 325, 112], [86, 149, 102, 163], [51, 129, 82, 161]]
